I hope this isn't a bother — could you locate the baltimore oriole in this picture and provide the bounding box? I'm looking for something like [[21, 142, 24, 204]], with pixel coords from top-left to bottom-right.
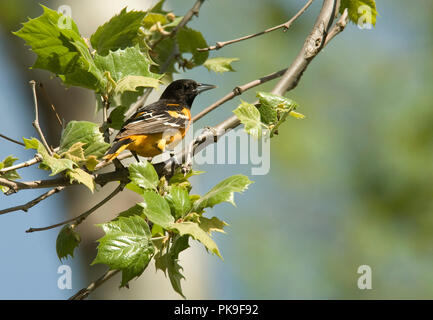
[[104, 79, 216, 161]]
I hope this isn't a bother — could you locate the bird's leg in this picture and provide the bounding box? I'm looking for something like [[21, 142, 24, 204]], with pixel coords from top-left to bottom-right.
[[131, 151, 140, 162], [113, 158, 125, 170]]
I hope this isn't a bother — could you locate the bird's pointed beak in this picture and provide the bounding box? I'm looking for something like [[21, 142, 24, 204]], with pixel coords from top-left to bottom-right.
[[196, 83, 217, 94]]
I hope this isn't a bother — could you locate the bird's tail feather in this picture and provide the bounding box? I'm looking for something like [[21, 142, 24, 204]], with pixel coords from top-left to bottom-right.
[[103, 138, 132, 162]]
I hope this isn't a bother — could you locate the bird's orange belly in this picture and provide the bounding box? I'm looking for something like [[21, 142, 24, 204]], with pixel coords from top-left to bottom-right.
[[123, 130, 186, 158]]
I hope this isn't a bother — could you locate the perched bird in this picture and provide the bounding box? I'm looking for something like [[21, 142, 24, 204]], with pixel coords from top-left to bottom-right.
[[104, 79, 216, 162]]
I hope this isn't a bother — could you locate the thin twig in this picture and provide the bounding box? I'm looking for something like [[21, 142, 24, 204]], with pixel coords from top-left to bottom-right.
[[197, 0, 314, 52], [38, 82, 63, 127], [0, 155, 41, 175], [29, 80, 52, 156], [150, 0, 206, 50], [271, 0, 336, 95], [151, 0, 206, 73], [69, 269, 120, 300], [0, 186, 64, 215], [323, 8, 348, 46], [26, 182, 126, 233], [192, 68, 288, 123], [0, 166, 129, 193], [0, 133, 25, 147]]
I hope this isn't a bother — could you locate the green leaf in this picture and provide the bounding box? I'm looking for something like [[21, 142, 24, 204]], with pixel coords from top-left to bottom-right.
[[169, 222, 222, 259], [90, 8, 147, 56], [13, 5, 105, 91], [59, 121, 110, 158], [151, 37, 177, 74], [233, 100, 265, 138], [114, 75, 160, 95], [24, 137, 75, 176], [60, 142, 86, 163], [94, 45, 161, 107], [169, 169, 205, 185], [256, 91, 301, 137], [0, 155, 20, 180], [176, 27, 208, 66], [199, 216, 228, 234], [0, 156, 21, 193], [165, 186, 192, 219], [128, 161, 159, 190], [66, 168, 95, 192], [193, 174, 253, 212], [155, 235, 189, 299], [340, 0, 377, 26], [92, 215, 154, 287], [142, 12, 167, 29], [139, 190, 174, 228], [94, 45, 160, 83], [150, 0, 167, 14], [56, 225, 81, 261], [85, 155, 99, 172], [203, 57, 239, 74], [116, 204, 145, 219], [108, 106, 128, 130]]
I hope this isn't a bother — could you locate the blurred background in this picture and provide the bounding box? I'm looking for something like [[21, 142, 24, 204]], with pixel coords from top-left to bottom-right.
[[0, 0, 432, 299]]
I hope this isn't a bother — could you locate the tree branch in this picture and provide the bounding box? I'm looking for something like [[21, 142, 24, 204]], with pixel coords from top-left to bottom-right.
[[0, 133, 25, 147], [69, 269, 120, 300], [38, 82, 63, 127], [271, 0, 336, 95], [197, 0, 314, 52], [150, 0, 206, 50], [323, 8, 348, 46], [0, 155, 41, 175], [157, 0, 338, 176], [0, 167, 129, 193], [0, 186, 64, 215], [29, 80, 53, 156], [192, 68, 288, 123], [26, 182, 126, 233]]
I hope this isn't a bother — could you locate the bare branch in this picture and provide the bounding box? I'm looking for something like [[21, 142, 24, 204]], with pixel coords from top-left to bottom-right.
[[38, 82, 63, 127], [29, 80, 53, 156], [171, 0, 205, 37], [271, 0, 337, 95], [0, 167, 129, 193], [323, 8, 348, 46], [150, 0, 206, 50], [69, 269, 120, 300], [192, 68, 288, 123], [197, 0, 314, 52], [0, 133, 25, 147], [26, 182, 126, 233], [151, 0, 206, 73], [0, 186, 64, 215], [0, 155, 41, 175]]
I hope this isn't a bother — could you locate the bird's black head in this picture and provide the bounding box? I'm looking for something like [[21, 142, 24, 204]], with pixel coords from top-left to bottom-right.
[[160, 79, 216, 108]]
